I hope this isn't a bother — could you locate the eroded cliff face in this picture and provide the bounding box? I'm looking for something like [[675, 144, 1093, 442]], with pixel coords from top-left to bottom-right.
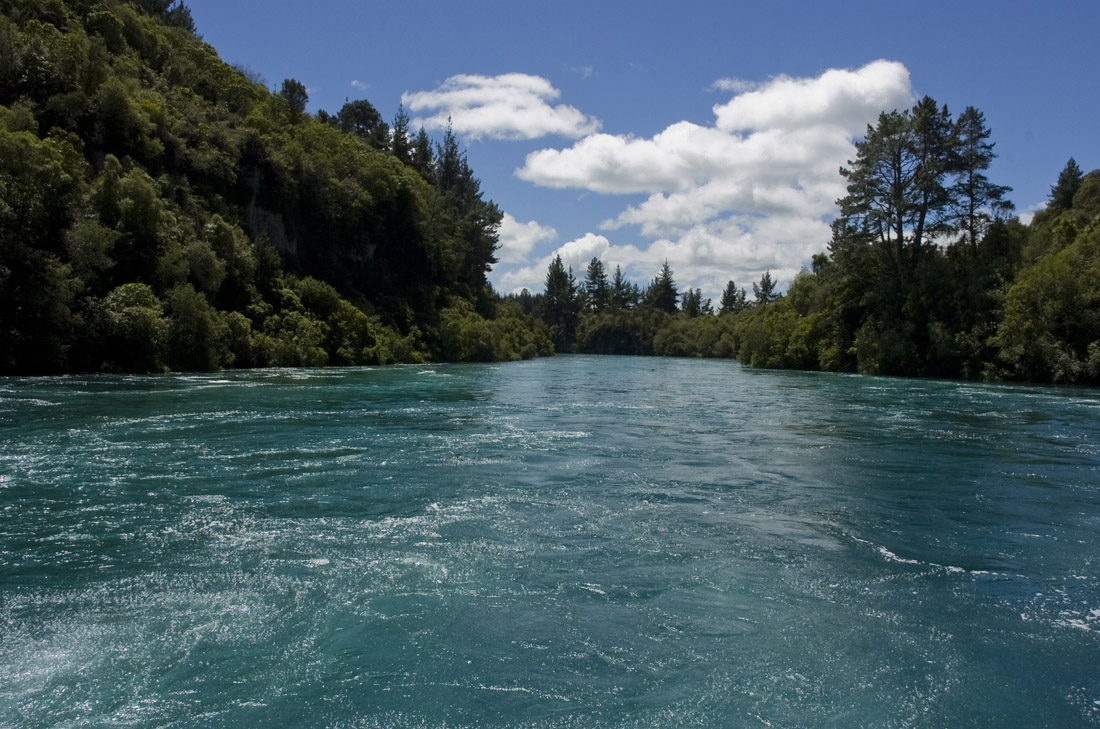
[[242, 166, 294, 256]]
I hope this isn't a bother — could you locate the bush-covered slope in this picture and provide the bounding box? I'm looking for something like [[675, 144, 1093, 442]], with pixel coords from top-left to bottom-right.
[[0, 0, 550, 374]]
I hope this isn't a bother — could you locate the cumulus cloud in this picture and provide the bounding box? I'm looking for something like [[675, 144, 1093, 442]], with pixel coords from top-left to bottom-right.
[[496, 213, 557, 264], [509, 60, 913, 298], [350, 79, 369, 91], [402, 73, 601, 140], [712, 60, 911, 132], [497, 233, 648, 294]]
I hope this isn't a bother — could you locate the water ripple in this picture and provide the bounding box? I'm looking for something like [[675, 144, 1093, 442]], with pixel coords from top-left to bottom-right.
[[2, 359, 1099, 728]]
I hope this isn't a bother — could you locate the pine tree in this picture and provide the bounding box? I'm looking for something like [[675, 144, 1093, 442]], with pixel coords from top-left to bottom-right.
[[752, 271, 779, 306], [1049, 157, 1083, 211], [392, 105, 412, 164], [584, 257, 610, 312], [681, 288, 710, 317], [646, 260, 678, 313], [719, 280, 747, 314], [611, 265, 635, 309], [952, 106, 1012, 251], [838, 97, 956, 280], [431, 123, 500, 293], [544, 255, 578, 351], [411, 128, 434, 182], [436, 121, 465, 193]]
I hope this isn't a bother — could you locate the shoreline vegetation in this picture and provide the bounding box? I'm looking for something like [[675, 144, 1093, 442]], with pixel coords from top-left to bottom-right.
[[2, 1, 1097, 385]]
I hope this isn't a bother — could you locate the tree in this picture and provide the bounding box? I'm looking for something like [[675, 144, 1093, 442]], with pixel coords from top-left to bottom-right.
[[909, 96, 956, 247], [811, 253, 829, 275], [431, 122, 501, 297], [646, 260, 678, 313], [951, 106, 1012, 251], [338, 99, 390, 151], [164, 2, 197, 33], [392, 105, 412, 164], [1049, 157, 1083, 212], [681, 288, 711, 318], [543, 255, 578, 351], [164, 284, 230, 371], [611, 265, 637, 309], [436, 122, 463, 191], [838, 97, 956, 281], [752, 271, 779, 306], [411, 127, 434, 181], [829, 99, 1022, 377], [583, 257, 610, 312], [132, 0, 197, 33], [279, 78, 308, 121], [99, 283, 168, 372], [719, 280, 747, 314]]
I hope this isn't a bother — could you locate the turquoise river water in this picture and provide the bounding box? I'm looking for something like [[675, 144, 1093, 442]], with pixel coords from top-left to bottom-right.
[[1, 356, 1099, 728]]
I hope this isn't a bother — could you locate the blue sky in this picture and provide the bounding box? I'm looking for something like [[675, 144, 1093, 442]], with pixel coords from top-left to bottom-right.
[[185, 0, 1099, 300]]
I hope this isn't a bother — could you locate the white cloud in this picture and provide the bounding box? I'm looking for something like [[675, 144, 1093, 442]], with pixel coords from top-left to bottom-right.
[[511, 60, 914, 299], [712, 60, 911, 132], [1017, 201, 1045, 226], [517, 123, 731, 194], [648, 215, 831, 296], [710, 78, 757, 93], [497, 233, 649, 294], [496, 213, 557, 264], [350, 79, 369, 91], [402, 73, 601, 141], [497, 216, 829, 301]]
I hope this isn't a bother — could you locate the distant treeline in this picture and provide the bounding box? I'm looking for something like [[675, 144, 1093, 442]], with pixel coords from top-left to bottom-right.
[[515, 111, 1099, 385], [0, 0, 551, 374]]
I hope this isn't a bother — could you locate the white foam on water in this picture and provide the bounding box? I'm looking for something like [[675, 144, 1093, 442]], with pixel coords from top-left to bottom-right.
[[877, 546, 921, 565], [0, 397, 58, 406], [848, 535, 1006, 578], [1053, 607, 1100, 632]]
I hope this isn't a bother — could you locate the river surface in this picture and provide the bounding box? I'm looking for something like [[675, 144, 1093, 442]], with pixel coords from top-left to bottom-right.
[[2, 356, 1099, 728]]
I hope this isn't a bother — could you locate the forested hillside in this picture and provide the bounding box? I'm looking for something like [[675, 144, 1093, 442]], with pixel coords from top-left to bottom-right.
[[0, 0, 551, 374], [523, 102, 1099, 386]]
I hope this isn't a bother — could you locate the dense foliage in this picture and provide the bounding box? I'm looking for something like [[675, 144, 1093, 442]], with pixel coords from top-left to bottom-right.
[[525, 106, 1098, 385], [0, 0, 550, 374]]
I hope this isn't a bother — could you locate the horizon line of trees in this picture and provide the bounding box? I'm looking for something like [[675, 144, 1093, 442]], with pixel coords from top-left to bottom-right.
[[507, 255, 784, 357]]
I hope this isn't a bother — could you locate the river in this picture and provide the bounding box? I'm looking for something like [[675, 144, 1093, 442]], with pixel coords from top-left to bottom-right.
[[2, 356, 1099, 727]]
